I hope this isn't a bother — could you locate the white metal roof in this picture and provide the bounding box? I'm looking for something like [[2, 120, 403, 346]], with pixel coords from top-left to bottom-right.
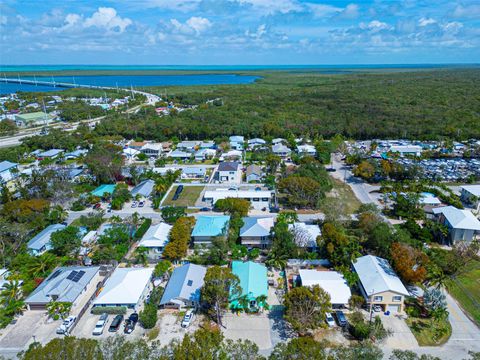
[[352, 255, 409, 296], [461, 185, 480, 197], [138, 222, 172, 248], [299, 270, 351, 305], [432, 206, 480, 230], [204, 189, 272, 202], [288, 222, 321, 248], [240, 217, 274, 237], [94, 267, 153, 306]]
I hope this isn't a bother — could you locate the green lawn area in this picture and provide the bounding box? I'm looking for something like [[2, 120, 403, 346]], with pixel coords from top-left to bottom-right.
[[406, 317, 451, 346], [320, 178, 362, 215], [163, 186, 204, 207], [446, 260, 480, 326]]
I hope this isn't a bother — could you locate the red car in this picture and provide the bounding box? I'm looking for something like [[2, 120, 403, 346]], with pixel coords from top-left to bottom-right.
[[93, 203, 101, 210]]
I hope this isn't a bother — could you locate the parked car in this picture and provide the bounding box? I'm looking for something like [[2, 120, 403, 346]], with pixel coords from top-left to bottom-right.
[[92, 313, 108, 336], [124, 313, 139, 334], [131, 201, 138, 208], [93, 203, 101, 210], [199, 207, 210, 212], [138, 201, 145, 208], [373, 305, 383, 312], [107, 204, 112, 213], [325, 312, 335, 327], [181, 309, 195, 328], [109, 314, 124, 332], [335, 310, 348, 327], [56, 315, 77, 334]]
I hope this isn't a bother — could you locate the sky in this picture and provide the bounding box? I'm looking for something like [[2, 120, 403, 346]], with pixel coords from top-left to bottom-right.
[[0, 0, 479, 65]]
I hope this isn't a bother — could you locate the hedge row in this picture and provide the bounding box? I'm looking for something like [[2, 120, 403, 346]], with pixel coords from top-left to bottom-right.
[[134, 218, 152, 240], [91, 306, 127, 315]]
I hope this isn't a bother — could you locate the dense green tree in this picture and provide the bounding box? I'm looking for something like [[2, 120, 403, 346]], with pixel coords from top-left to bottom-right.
[[84, 142, 124, 184], [161, 206, 187, 224], [320, 223, 361, 268], [50, 226, 82, 256], [163, 217, 195, 261], [19, 337, 102, 360], [269, 337, 327, 360], [214, 198, 251, 217], [266, 222, 298, 269]]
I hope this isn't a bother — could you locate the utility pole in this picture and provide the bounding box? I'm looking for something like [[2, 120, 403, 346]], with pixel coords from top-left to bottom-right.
[[369, 289, 375, 324]]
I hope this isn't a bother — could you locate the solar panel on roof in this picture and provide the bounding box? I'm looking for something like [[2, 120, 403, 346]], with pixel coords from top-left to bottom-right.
[[187, 280, 193, 286], [66, 270, 78, 280], [72, 270, 86, 283]]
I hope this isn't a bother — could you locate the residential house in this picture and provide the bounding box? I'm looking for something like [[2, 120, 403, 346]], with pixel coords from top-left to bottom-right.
[[194, 148, 216, 161], [37, 149, 64, 160], [296, 144, 316, 157], [229, 261, 268, 311], [288, 222, 321, 250], [176, 141, 201, 151], [93, 267, 153, 309], [159, 264, 207, 309], [123, 147, 139, 160], [220, 150, 242, 161], [246, 164, 263, 183], [191, 215, 230, 245], [27, 224, 66, 256], [239, 217, 275, 249], [128, 141, 146, 150], [25, 266, 101, 310], [460, 185, 480, 210], [181, 167, 206, 179], [272, 143, 291, 158], [229, 136, 244, 151], [138, 222, 172, 260], [140, 143, 164, 158], [298, 270, 351, 308], [217, 161, 241, 183], [247, 138, 266, 150], [352, 255, 409, 313], [168, 149, 192, 160], [64, 149, 88, 160], [432, 206, 480, 243], [131, 179, 155, 198], [272, 138, 286, 145], [0, 160, 18, 188], [204, 189, 272, 210], [229, 135, 244, 143], [200, 141, 215, 149]]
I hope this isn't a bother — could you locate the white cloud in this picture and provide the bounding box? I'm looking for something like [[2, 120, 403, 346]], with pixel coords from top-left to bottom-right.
[[186, 16, 212, 34], [0, 15, 7, 26], [418, 17, 436, 27], [245, 24, 267, 38], [234, 0, 303, 14], [64, 13, 81, 27], [360, 20, 392, 31], [307, 4, 342, 18], [339, 4, 359, 19], [452, 4, 480, 19], [140, 0, 201, 12], [84, 7, 132, 33]]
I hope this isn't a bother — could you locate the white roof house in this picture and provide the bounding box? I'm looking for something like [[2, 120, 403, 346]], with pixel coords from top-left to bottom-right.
[[138, 222, 172, 248], [203, 189, 272, 210], [461, 185, 480, 198], [389, 145, 422, 156], [288, 222, 321, 248], [297, 144, 316, 156], [352, 255, 409, 297], [240, 217, 274, 238], [93, 267, 153, 308], [432, 206, 480, 231], [299, 270, 351, 305]]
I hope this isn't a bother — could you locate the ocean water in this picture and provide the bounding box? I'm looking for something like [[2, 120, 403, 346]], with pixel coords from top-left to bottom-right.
[[0, 74, 259, 94]]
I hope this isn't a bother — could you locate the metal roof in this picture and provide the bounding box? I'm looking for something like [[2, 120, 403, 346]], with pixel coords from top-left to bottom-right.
[[138, 222, 172, 248], [0, 161, 17, 173], [38, 149, 64, 157], [130, 179, 155, 198], [218, 161, 239, 172], [299, 270, 351, 305], [191, 215, 230, 237], [27, 224, 66, 252], [230, 261, 267, 302], [352, 255, 409, 296], [159, 264, 206, 306], [288, 222, 321, 248], [93, 267, 153, 306], [240, 217, 274, 237], [432, 206, 480, 230], [461, 185, 480, 197], [25, 266, 100, 304]]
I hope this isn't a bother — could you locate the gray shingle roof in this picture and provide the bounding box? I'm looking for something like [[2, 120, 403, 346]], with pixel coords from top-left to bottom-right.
[[218, 162, 239, 171]]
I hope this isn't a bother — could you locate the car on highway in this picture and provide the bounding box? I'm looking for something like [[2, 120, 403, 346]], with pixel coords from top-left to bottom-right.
[[109, 314, 124, 332], [92, 313, 108, 336], [124, 313, 139, 334], [56, 315, 77, 334], [181, 309, 195, 328], [325, 312, 335, 327]]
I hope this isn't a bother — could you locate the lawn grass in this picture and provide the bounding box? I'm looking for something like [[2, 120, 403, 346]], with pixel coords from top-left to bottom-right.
[[321, 178, 362, 215], [445, 260, 480, 326], [163, 186, 204, 207], [405, 317, 451, 346]]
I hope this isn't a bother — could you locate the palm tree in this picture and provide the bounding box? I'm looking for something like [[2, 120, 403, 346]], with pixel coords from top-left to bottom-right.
[[0, 280, 23, 305], [255, 294, 269, 312], [27, 253, 58, 278], [134, 246, 149, 266], [4, 299, 26, 316], [236, 295, 250, 313]]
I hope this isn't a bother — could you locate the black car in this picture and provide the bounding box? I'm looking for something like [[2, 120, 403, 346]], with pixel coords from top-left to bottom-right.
[[108, 314, 124, 332], [335, 310, 348, 327], [124, 313, 139, 334]]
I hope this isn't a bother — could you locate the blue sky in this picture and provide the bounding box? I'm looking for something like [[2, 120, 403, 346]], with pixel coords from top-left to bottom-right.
[[0, 0, 479, 64]]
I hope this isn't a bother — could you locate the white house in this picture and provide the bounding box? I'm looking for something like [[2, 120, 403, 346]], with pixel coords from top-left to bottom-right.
[[194, 148, 216, 161], [176, 141, 201, 151], [181, 166, 206, 179], [168, 149, 192, 160], [272, 143, 291, 158], [0, 160, 18, 185], [460, 185, 480, 210], [389, 145, 422, 157], [93, 267, 153, 309], [220, 150, 242, 161], [296, 144, 316, 156], [246, 164, 263, 183], [247, 138, 267, 150], [138, 222, 172, 260], [240, 217, 275, 248], [352, 255, 409, 313], [298, 270, 351, 307], [432, 206, 480, 243], [217, 162, 241, 183], [203, 189, 272, 210], [140, 143, 164, 158]]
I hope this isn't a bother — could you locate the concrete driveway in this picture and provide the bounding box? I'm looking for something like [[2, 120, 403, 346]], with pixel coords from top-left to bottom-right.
[[222, 312, 272, 350], [381, 314, 418, 350]]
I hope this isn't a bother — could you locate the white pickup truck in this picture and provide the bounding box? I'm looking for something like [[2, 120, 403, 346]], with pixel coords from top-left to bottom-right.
[[56, 315, 77, 335]]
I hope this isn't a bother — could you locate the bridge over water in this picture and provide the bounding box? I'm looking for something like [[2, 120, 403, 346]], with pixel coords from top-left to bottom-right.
[[1, 76, 122, 90]]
